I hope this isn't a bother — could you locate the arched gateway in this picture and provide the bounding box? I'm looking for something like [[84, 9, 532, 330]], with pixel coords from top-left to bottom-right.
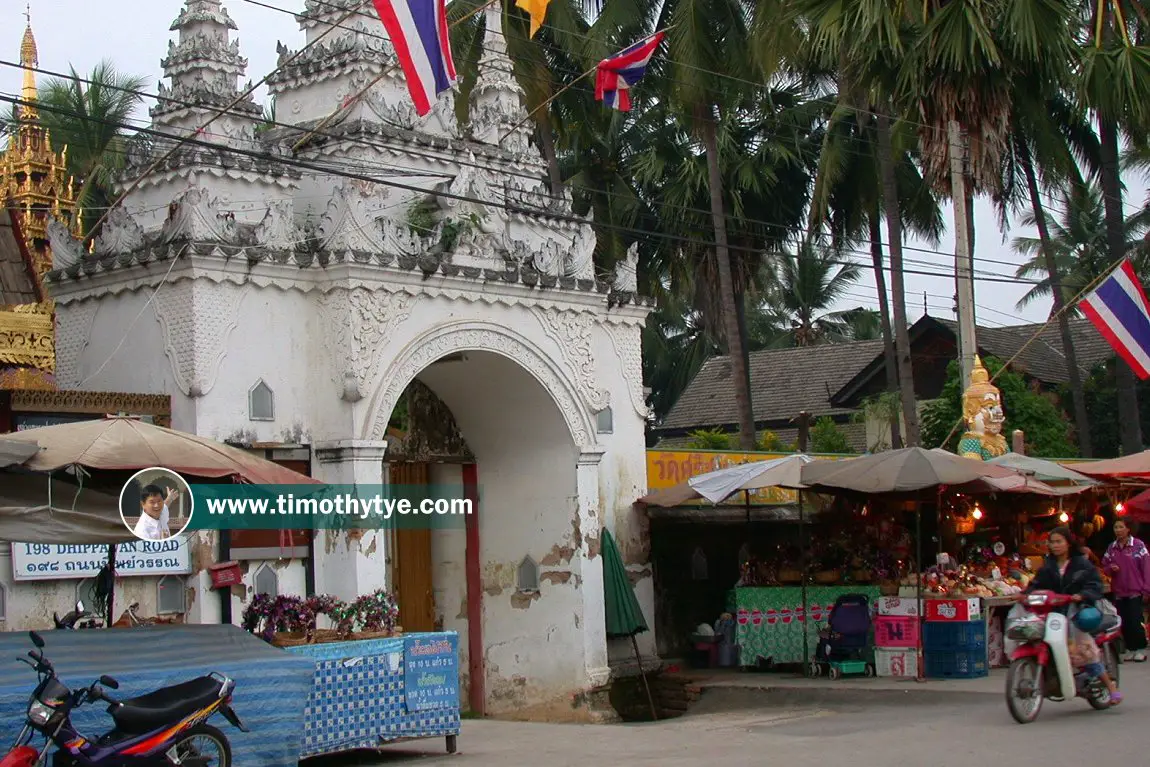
[[42, 1, 653, 719]]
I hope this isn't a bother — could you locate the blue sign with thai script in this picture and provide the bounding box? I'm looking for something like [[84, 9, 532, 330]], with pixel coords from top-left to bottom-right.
[[403, 634, 459, 711]]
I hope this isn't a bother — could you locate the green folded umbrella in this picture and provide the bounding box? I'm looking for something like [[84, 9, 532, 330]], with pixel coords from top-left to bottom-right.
[[601, 528, 657, 718]]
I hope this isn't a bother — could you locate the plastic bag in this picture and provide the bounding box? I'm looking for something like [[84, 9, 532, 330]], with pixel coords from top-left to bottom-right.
[[1003, 603, 1029, 658]]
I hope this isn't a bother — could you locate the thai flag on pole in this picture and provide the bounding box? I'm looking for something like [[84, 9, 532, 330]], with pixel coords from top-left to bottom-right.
[[1079, 258, 1150, 379], [594, 32, 665, 112], [371, 0, 457, 117]]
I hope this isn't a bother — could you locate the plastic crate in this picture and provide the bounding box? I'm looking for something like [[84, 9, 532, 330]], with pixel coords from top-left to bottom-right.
[[874, 647, 919, 678], [923, 619, 986, 652], [874, 615, 919, 648], [924, 649, 988, 679]]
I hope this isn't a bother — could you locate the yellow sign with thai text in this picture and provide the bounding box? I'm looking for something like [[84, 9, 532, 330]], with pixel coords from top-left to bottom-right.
[[645, 451, 841, 506]]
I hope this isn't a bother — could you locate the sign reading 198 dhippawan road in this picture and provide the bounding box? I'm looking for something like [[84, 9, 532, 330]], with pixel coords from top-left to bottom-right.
[[11, 538, 193, 581]]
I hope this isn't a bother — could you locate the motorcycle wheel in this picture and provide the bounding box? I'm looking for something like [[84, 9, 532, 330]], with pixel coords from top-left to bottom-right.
[[1086, 681, 1112, 710], [1005, 657, 1044, 724], [165, 723, 231, 767]]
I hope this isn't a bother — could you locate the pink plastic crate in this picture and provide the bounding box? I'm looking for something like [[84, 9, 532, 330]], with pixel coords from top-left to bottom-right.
[[874, 615, 920, 648]]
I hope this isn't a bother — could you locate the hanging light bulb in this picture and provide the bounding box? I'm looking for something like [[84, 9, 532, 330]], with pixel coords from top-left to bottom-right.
[[1116, 502, 1126, 516], [1059, 511, 1070, 523], [972, 506, 984, 521]]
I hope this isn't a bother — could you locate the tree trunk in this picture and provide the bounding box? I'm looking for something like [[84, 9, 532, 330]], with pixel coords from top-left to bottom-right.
[[869, 209, 903, 449], [535, 112, 564, 197], [701, 115, 756, 450], [1020, 144, 1093, 457], [876, 110, 921, 445], [1099, 117, 1143, 454]]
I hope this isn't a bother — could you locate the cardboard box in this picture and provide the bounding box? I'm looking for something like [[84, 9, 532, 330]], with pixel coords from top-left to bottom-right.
[[874, 648, 919, 678], [876, 596, 924, 617], [925, 597, 981, 622]]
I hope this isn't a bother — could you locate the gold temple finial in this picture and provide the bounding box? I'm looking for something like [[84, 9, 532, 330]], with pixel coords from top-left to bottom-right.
[[19, 4, 39, 119]]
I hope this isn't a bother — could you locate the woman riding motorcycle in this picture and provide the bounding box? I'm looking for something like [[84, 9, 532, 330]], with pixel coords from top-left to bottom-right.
[[1017, 526, 1121, 705]]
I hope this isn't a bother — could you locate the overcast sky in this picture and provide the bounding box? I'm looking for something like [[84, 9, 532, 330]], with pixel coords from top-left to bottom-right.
[[3, 0, 1149, 331]]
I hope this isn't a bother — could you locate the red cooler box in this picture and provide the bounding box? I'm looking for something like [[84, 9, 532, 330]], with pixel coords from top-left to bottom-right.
[[925, 597, 981, 622]]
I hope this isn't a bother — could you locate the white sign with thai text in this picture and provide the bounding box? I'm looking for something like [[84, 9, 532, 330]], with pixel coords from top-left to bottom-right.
[[11, 537, 192, 581]]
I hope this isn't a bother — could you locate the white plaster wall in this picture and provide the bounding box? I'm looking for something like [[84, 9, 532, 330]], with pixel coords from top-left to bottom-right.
[[0, 545, 173, 631], [427, 463, 468, 702]]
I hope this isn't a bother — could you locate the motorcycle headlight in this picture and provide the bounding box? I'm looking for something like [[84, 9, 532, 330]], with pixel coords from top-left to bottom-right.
[[27, 699, 53, 725]]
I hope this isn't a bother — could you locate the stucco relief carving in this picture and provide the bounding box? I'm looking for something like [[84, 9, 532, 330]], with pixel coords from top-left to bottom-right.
[[158, 188, 238, 245], [254, 199, 301, 250], [92, 207, 145, 256], [153, 281, 244, 397], [318, 287, 418, 401], [54, 301, 100, 388], [318, 180, 419, 257], [47, 220, 83, 269], [612, 242, 639, 294], [366, 325, 594, 448], [529, 307, 609, 412], [605, 321, 648, 418]]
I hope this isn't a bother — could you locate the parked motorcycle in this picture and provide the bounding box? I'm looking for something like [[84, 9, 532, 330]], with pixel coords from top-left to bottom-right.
[[0, 631, 248, 766], [52, 602, 101, 631], [1004, 590, 1122, 723]]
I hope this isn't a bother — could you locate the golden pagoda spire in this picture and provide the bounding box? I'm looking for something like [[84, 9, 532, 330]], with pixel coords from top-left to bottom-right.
[[19, 5, 39, 119]]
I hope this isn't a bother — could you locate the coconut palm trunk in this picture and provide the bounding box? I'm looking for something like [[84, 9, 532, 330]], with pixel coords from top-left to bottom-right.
[[876, 110, 920, 445], [1019, 144, 1093, 456], [869, 208, 903, 448], [701, 114, 756, 450], [1099, 117, 1143, 454]]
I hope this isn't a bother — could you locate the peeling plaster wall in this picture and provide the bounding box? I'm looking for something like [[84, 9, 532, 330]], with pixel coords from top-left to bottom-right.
[[428, 463, 468, 700], [419, 352, 583, 714]]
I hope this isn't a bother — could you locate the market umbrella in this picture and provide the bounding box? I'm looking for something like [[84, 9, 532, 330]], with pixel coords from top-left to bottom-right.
[[987, 453, 1098, 485], [799, 447, 1019, 493], [0, 470, 135, 544], [0, 437, 38, 468], [636, 454, 812, 506], [602, 528, 657, 720], [1060, 449, 1150, 480], [1, 417, 322, 484], [1119, 488, 1150, 523], [956, 473, 1093, 496]]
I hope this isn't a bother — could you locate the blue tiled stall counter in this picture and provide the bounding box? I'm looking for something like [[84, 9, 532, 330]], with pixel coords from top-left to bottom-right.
[[284, 631, 462, 758]]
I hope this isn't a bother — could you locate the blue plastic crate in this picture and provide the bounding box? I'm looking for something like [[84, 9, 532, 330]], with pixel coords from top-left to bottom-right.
[[924, 649, 988, 679], [923, 620, 986, 652]]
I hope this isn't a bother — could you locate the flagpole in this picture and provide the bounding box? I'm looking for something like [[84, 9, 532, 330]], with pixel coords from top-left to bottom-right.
[[936, 254, 1134, 450], [292, 0, 501, 153], [497, 26, 673, 144]]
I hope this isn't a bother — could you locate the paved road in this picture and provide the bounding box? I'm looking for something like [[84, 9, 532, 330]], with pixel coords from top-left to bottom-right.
[[308, 665, 1150, 767]]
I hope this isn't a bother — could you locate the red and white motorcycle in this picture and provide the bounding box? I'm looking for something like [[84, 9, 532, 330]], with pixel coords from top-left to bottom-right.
[[1004, 590, 1122, 723]]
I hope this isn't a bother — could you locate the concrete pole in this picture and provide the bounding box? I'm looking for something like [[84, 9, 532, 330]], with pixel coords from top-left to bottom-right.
[[948, 120, 977, 389], [1012, 429, 1025, 455]]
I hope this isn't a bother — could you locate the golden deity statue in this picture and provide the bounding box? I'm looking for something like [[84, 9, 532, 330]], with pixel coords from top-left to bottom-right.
[[958, 356, 1007, 461]]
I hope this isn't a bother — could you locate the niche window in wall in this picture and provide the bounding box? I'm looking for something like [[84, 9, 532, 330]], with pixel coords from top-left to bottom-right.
[[248, 379, 275, 421], [157, 575, 186, 614], [253, 563, 278, 597], [517, 556, 539, 592], [75, 578, 96, 610], [691, 547, 708, 580], [596, 406, 613, 434]]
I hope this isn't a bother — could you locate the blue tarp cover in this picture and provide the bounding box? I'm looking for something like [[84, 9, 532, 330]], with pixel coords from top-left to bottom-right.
[[0, 624, 315, 767]]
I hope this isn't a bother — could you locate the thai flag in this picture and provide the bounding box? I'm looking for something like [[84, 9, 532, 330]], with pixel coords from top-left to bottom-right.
[[595, 32, 665, 112], [1079, 258, 1150, 378], [372, 0, 457, 117]]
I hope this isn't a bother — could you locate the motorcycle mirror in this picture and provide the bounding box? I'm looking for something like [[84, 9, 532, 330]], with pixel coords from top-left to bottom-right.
[[75, 600, 84, 613], [99, 675, 119, 690], [29, 632, 44, 649]]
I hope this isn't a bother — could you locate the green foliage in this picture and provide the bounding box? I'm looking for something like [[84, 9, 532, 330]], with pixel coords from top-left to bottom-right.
[[406, 199, 438, 239], [920, 357, 1076, 458], [1070, 361, 1150, 458], [758, 430, 796, 452], [810, 417, 853, 454], [685, 429, 732, 450]]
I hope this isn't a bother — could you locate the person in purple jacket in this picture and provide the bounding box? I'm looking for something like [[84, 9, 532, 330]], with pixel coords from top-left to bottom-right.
[[1102, 518, 1150, 662]]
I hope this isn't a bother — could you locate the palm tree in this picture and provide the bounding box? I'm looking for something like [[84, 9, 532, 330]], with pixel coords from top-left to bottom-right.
[[34, 60, 147, 236], [758, 243, 865, 346], [1075, 0, 1150, 454]]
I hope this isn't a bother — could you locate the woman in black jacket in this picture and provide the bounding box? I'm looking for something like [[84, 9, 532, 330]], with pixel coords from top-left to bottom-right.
[[1021, 527, 1121, 704]]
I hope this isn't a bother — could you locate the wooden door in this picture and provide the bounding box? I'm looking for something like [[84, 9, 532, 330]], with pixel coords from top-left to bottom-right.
[[390, 463, 436, 632], [228, 458, 312, 560]]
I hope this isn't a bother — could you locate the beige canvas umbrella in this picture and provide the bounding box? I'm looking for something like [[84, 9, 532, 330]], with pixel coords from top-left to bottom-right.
[[3, 417, 321, 484], [799, 447, 1019, 494], [0, 470, 134, 544], [0, 437, 38, 468], [1060, 449, 1150, 480]]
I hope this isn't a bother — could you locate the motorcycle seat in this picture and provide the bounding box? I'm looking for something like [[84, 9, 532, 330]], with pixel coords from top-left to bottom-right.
[[1091, 615, 1120, 634], [110, 676, 224, 734]]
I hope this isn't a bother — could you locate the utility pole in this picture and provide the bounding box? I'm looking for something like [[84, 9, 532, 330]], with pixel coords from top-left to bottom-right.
[[797, 411, 811, 453], [948, 120, 977, 388]]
